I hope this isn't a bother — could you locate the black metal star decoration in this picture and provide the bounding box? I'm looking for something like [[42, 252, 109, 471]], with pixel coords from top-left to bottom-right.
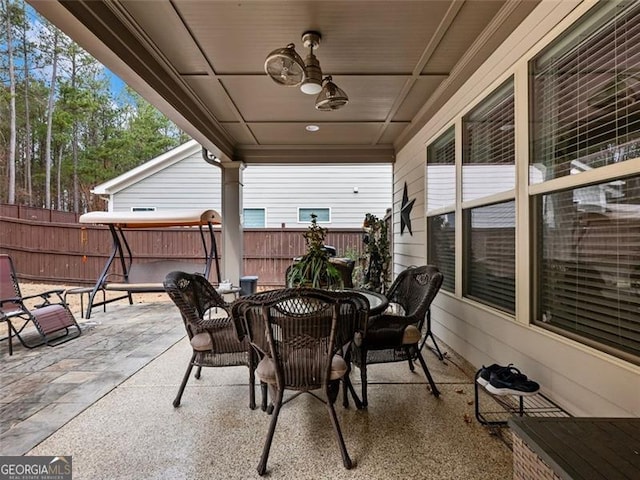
[[400, 182, 415, 235]]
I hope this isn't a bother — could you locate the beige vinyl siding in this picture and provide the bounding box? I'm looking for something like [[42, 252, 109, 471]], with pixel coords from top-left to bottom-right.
[[394, 0, 640, 418]]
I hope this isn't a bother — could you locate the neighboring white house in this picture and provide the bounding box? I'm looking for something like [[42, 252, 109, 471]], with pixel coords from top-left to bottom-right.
[[91, 139, 392, 228]]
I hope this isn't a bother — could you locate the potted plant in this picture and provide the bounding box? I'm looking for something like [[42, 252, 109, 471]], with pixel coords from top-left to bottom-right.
[[287, 214, 342, 289]]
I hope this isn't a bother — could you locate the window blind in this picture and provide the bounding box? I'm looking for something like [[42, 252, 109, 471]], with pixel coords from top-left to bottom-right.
[[464, 201, 516, 314], [531, 1, 640, 183], [427, 213, 455, 293], [537, 176, 640, 360], [463, 79, 515, 202], [427, 127, 455, 212]]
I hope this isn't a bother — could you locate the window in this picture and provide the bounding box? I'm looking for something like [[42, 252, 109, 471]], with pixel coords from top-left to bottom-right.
[[463, 79, 515, 202], [427, 127, 456, 210], [427, 127, 456, 292], [464, 201, 515, 314], [535, 176, 640, 360], [427, 214, 455, 293], [298, 208, 330, 223], [461, 81, 516, 312], [243, 208, 266, 228], [530, 1, 640, 362], [531, 1, 640, 183], [131, 207, 156, 212]]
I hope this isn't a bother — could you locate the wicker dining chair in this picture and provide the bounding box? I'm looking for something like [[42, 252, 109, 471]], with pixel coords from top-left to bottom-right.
[[232, 288, 368, 476], [163, 271, 255, 408], [351, 265, 443, 407]]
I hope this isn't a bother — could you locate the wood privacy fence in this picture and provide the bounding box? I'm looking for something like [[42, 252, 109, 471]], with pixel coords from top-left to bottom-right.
[[0, 204, 365, 288]]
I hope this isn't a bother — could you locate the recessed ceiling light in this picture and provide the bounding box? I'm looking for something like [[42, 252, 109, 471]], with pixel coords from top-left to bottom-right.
[[306, 124, 320, 132]]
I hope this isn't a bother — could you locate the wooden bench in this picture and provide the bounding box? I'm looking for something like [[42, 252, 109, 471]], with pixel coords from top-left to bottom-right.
[[509, 417, 640, 479]]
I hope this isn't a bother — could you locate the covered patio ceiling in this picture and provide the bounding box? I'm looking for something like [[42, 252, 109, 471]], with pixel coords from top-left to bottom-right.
[[29, 0, 539, 164]]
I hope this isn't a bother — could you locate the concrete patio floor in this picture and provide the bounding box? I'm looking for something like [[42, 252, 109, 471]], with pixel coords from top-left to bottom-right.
[[1, 299, 514, 479]]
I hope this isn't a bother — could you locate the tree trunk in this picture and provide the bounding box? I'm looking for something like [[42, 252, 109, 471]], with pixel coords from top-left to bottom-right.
[[71, 50, 79, 212], [22, 0, 33, 205], [45, 29, 59, 208], [57, 144, 64, 209], [4, 0, 17, 204]]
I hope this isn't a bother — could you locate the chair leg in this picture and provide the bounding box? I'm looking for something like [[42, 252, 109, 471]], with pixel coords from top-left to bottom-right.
[[173, 354, 196, 407], [249, 364, 256, 410], [326, 380, 353, 469], [343, 375, 363, 409], [342, 356, 363, 409], [405, 346, 415, 372], [5, 320, 13, 356], [415, 349, 440, 398], [260, 382, 269, 412], [257, 385, 283, 476], [194, 365, 203, 380], [360, 361, 369, 407], [423, 309, 444, 361]]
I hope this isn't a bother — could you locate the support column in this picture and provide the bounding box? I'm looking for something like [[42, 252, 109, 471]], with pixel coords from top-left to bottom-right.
[[220, 161, 244, 286]]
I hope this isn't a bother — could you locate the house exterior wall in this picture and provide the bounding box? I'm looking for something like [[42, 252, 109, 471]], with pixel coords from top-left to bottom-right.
[[393, 0, 640, 417], [110, 154, 392, 228], [242, 164, 392, 228], [112, 150, 221, 211]]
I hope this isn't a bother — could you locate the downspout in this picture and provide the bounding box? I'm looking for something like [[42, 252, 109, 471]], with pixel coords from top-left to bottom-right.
[[202, 148, 222, 169]]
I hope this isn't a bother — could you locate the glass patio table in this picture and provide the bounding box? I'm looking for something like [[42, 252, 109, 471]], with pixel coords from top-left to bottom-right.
[[340, 289, 388, 316]]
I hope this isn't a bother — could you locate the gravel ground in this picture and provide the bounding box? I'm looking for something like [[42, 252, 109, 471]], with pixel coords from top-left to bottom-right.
[[17, 282, 166, 318]]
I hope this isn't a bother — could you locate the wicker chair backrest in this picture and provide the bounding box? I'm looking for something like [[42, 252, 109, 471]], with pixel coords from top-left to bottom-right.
[[233, 288, 368, 390], [163, 271, 230, 338], [386, 265, 443, 325]]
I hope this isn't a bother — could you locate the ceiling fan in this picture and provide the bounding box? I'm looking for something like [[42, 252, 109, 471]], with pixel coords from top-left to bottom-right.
[[264, 31, 349, 111]]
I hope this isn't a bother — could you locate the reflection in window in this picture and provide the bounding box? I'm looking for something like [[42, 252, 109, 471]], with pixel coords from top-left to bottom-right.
[[462, 79, 515, 202], [298, 208, 330, 223], [536, 175, 640, 360], [530, 1, 640, 184], [464, 201, 515, 313], [427, 127, 455, 211], [427, 213, 455, 292]]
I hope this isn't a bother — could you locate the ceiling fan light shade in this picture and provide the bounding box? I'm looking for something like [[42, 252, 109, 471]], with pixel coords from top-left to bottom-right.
[[264, 43, 305, 87], [300, 52, 323, 94], [315, 76, 349, 111]]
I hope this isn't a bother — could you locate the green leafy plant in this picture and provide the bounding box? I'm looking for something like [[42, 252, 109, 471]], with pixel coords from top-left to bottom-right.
[[361, 213, 391, 293], [287, 214, 342, 288]]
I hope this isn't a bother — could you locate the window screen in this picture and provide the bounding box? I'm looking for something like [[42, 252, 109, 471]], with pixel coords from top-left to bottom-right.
[[464, 201, 516, 313], [536, 175, 640, 360], [530, 1, 640, 184]]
